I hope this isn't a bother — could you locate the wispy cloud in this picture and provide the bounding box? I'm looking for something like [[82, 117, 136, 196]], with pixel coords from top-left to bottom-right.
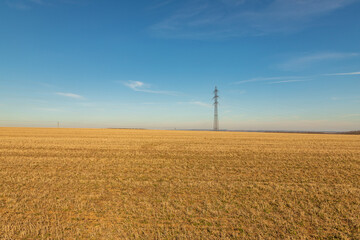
[[268, 79, 308, 84], [150, 0, 358, 39], [331, 96, 360, 101], [235, 69, 360, 85], [124, 81, 146, 90], [342, 113, 360, 118], [178, 101, 212, 108], [188, 101, 212, 108], [148, 0, 175, 10], [325, 71, 360, 76], [235, 76, 307, 84], [56, 92, 84, 99], [6, 1, 31, 9], [29, 0, 44, 4], [35, 107, 62, 112], [122, 81, 177, 95], [7, 0, 87, 9], [278, 52, 359, 71]]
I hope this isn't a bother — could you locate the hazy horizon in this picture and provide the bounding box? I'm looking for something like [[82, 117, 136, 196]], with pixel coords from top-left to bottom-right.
[[1, 120, 358, 132]]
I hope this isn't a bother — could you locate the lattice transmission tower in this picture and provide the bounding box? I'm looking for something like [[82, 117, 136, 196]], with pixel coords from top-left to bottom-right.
[[213, 86, 219, 131]]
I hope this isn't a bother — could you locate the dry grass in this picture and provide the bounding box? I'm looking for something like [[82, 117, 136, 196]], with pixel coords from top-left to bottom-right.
[[0, 127, 359, 239]]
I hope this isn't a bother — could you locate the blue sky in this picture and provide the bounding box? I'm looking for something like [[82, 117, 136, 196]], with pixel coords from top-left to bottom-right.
[[1, 0, 360, 131]]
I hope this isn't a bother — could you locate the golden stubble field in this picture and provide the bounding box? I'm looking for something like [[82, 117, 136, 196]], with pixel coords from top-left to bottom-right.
[[0, 127, 359, 239]]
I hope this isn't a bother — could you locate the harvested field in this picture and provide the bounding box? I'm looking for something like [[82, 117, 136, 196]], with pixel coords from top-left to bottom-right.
[[0, 127, 359, 239]]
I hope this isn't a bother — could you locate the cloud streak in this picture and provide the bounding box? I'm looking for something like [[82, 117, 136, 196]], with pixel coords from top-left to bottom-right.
[[342, 113, 360, 118], [325, 71, 360, 76], [278, 52, 359, 71], [7, 0, 87, 9], [123, 81, 177, 95], [235, 70, 360, 84], [6, 1, 30, 9], [35, 107, 62, 112], [150, 0, 359, 39], [188, 101, 212, 108], [235, 76, 308, 84], [56, 92, 84, 99], [178, 101, 212, 108], [268, 80, 308, 84]]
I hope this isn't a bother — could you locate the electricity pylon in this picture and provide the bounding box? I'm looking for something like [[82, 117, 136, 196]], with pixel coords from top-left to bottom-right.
[[213, 86, 219, 131]]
